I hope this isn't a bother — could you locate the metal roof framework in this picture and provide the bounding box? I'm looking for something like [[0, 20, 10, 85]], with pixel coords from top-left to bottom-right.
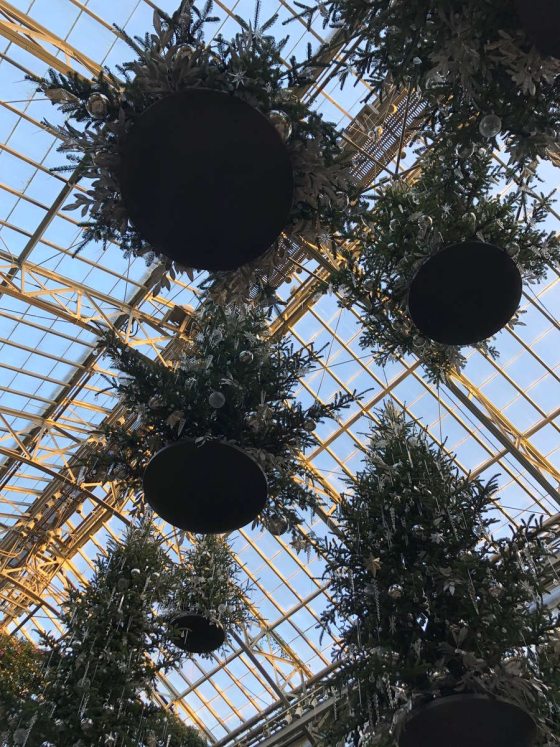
[[0, 0, 559, 744]]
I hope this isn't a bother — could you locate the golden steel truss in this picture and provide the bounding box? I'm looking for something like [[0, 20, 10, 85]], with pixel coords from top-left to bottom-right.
[[0, 1, 559, 744]]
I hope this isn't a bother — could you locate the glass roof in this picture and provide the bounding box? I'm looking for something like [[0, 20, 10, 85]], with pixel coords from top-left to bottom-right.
[[0, 0, 559, 743]]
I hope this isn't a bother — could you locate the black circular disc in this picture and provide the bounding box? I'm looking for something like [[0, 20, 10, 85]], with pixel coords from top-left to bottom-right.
[[407, 241, 522, 346], [143, 440, 268, 533], [119, 89, 294, 271], [516, 0, 560, 58], [399, 694, 536, 747], [170, 612, 225, 654]]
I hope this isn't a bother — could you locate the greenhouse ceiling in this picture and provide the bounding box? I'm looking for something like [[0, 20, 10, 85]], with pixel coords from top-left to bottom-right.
[[0, 0, 559, 744]]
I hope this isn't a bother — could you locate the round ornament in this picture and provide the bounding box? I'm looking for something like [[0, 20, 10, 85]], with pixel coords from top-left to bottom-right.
[[169, 611, 225, 654], [303, 418, 317, 432], [388, 584, 404, 599], [209, 391, 226, 409], [143, 440, 268, 533], [268, 110, 293, 142], [479, 114, 502, 139], [119, 89, 294, 271], [81, 718, 94, 731], [398, 693, 535, 747], [239, 350, 254, 364], [266, 514, 290, 536], [86, 92, 110, 119], [407, 241, 522, 345]]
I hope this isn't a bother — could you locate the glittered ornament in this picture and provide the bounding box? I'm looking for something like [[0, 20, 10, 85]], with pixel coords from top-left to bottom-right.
[[208, 390, 226, 408], [269, 110, 292, 142], [388, 584, 403, 599], [266, 514, 289, 536], [303, 418, 317, 432], [86, 92, 110, 119], [239, 350, 254, 364], [479, 114, 502, 139]]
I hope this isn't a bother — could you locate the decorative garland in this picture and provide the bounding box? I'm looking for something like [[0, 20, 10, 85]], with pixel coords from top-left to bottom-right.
[[168, 535, 251, 657], [85, 303, 354, 541], [295, 0, 560, 168], [35, 0, 361, 297], [319, 404, 559, 745], [330, 142, 560, 383]]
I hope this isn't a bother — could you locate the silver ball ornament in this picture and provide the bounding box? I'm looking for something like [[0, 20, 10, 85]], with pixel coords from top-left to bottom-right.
[[479, 114, 502, 139], [130, 567, 141, 577], [80, 718, 94, 731], [388, 584, 404, 599], [209, 390, 226, 408], [269, 110, 292, 142], [239, 350, 254, 364], [411, 524, 425, 538], [303, 418, 317, 432], [86, 92, 110, 119]]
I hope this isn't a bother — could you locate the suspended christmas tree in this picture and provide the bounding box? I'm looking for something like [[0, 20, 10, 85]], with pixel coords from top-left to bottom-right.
[[85, 302, 354, 536], [0, 631, 42, 737], [35, 0, 361, 296], [7, 522, 207, 746], [168, 535, 251, 656], [296, 0, 560, 168], [319, 404, 558, 747], [331, 141, 560, 383]]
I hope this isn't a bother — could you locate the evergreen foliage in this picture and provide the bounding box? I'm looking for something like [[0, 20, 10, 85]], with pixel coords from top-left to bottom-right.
[[5, 522, 207, 746], [319, 404, 558, 745], [330, 142, 560, 382], [170, 535, 252, 657], [294, 0, 560, 168], [35, 0, 362, 298], [84, 303, 355, 541]]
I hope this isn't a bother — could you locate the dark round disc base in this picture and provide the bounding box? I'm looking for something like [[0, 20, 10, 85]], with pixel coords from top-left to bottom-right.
[[516, 0, 560, 58], [170, 612, 225, 654], [119, 88, 294, 271], [407, 241, 522, 346], [399, 694, 536, 747], [143, 440, 268, 533]]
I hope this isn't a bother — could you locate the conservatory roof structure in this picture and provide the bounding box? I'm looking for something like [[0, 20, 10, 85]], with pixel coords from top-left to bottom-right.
[[0, 1, 559, 744]]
